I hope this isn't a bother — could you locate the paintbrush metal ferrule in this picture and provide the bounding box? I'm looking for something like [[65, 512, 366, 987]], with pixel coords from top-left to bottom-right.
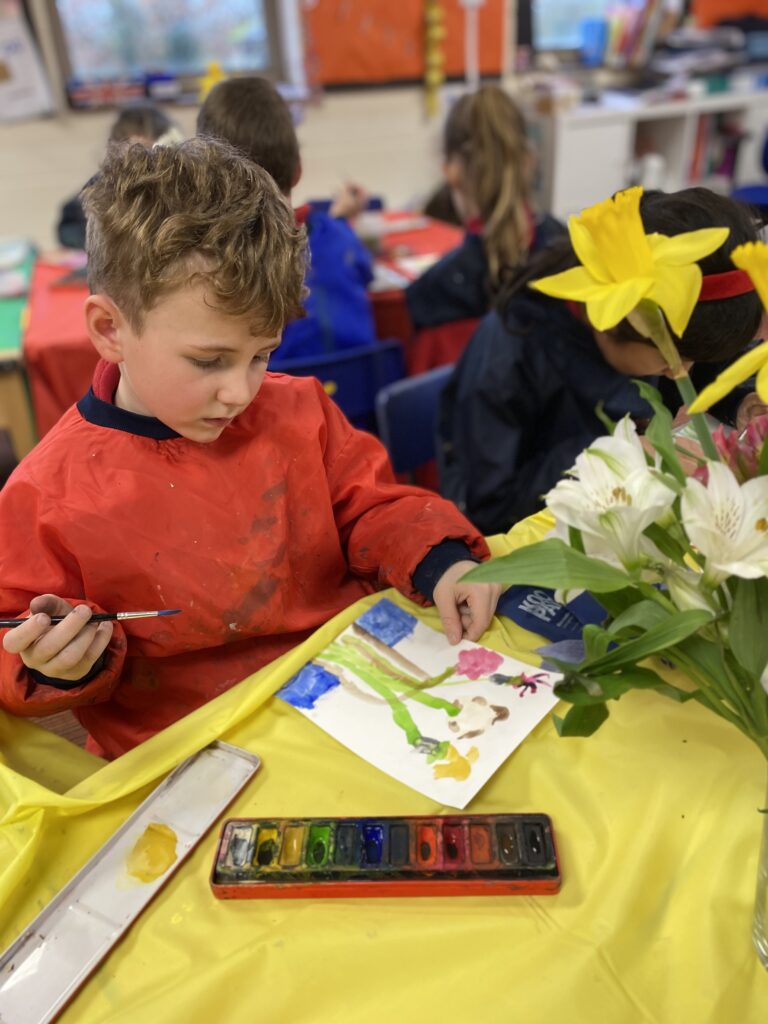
[[113, 610, 181, 621]]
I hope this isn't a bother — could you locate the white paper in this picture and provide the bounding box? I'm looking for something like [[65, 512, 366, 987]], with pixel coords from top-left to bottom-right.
[[278, 598, 560, 808]]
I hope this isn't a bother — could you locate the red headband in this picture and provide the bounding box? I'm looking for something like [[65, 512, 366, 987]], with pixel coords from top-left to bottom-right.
[[699, 269, 755, 301]]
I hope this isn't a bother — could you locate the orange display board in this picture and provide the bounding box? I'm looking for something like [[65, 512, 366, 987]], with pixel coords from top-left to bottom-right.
[[304, 0, 505, 85], [692, 0, 768, 27]]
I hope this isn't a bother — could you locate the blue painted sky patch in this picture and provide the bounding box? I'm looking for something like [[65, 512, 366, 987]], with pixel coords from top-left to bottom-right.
[[357, 598, 417, 647], [278, 662, 340, 710]]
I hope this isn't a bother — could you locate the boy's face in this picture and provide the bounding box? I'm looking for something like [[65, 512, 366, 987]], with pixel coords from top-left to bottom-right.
[[593, 331, 693, 379], [88, 280, 280, 442]]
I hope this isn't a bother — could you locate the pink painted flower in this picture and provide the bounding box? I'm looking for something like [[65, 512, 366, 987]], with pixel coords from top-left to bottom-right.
[[455, 647, 504, 680]]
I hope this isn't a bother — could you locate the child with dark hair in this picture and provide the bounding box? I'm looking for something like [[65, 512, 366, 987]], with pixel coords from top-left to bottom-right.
[[56, 101, 181, 249], [0, 139, 500, 760], [197, 76, 376, 363], [438, 187, 768, 535], [405, 85, 563, 334]]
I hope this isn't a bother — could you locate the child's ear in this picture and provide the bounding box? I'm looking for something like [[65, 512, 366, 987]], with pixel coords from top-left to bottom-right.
[[757, 310, 768, 341], [84, 294, 129, 362]]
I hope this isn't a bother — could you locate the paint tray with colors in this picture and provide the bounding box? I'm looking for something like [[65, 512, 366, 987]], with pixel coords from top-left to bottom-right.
[[210, 814, 560, 898]]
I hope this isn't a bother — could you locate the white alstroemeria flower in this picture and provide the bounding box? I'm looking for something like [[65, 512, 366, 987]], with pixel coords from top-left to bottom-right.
[[664, 567, 717, 616], [547, 417, 677, 571], [681, 461, 768, 586]]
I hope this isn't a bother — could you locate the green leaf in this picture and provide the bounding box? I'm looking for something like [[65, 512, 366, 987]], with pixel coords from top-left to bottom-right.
[[553, 703, 610, 737], [568, 526, 585, 554], [582, 609, 712, 673], [592, 667, 695, 703], [582, 624, 614, 661], [596, 587, 644, 620], [642, 522, 687, 565], [462, 539, 631, 593], [607, 600, 669, 636], [759, 437, 768, 477], [634, 379, 686, 486], [594, 401, 616, 436], [554, 666, 694, 705], [729, 577, 768, 679]]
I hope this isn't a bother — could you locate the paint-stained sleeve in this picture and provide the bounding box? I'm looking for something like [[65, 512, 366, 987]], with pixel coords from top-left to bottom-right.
[[0, 474, 127, 717], [316, 382, 489, 604]]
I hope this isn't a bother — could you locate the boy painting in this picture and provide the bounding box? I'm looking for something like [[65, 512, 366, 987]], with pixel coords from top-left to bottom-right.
[[0, 140, 499, 760]]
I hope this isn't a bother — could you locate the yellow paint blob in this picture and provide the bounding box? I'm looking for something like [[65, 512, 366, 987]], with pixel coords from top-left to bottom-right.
[[432, 745, 479, 781], [126, 823, 178, 883]]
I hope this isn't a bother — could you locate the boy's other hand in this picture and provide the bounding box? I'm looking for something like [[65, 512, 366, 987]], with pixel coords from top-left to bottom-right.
[[432, 561, 502, 646], [2, 594, 113, 681], [330, 182, 368, 220]]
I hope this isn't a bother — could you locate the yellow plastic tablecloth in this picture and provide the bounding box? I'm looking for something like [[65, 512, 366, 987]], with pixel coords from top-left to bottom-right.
[[1, 514, 766, 1023]]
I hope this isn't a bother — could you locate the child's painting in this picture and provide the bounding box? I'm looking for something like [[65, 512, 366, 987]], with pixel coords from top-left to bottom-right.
[[277, 599, 560, 807]]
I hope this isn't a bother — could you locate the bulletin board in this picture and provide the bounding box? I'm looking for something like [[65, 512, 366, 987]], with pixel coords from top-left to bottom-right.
[[692, 0, 768, 27], [303, 0, 505, 86]]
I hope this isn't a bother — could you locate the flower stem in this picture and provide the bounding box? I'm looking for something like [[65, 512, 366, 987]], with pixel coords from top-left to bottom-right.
[[674, 373, 720, 461]]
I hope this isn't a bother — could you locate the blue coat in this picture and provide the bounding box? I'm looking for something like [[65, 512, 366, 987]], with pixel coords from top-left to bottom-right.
[[437, 292, 747, 536], [271, 209, 376, 364], [404, 214, 565, 330]]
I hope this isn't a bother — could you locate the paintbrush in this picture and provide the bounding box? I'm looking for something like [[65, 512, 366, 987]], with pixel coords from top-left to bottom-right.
[[0, 609, 181, 628]]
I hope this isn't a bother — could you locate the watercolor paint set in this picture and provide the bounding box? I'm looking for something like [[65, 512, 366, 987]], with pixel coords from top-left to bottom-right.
[[210, 814, 560, 898]]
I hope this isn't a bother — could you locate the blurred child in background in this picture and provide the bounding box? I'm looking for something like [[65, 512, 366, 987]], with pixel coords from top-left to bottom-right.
[[57, 102, 182, 249], [197, 77, 377, 364], [438, 188, 767, 536], [406, 85, 563, 335]]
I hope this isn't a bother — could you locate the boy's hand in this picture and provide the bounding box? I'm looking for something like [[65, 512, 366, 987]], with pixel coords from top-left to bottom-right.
[[2, 594, 113, 681], [432, 561, 502, 646], [329, 182, 368, 220]]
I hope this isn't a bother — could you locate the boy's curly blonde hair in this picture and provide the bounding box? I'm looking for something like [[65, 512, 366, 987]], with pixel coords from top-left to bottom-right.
[[81, 137, 307, 334]]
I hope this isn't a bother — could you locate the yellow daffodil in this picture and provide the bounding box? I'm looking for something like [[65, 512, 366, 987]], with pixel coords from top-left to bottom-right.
[[688, 241, 768, 413], [733, 240, 768, 309], [530, 186, 729, 337]]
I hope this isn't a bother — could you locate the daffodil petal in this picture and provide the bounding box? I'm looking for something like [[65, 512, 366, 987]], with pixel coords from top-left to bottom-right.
[[647, 263, 702, 338], [529, 265, 605, 301], [688, 340, 768, 412], [578, 187, 654, 280], [732, 241, 768, 310], [647, 227, 730, 267], [569, 215, 611, 283], [585, 277, 653, 331], [756, 361, 768, 404]]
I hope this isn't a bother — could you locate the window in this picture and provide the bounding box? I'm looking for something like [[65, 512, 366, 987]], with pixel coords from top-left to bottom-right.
[[53, 0, 282, 85], [533, 0, 640, 52]]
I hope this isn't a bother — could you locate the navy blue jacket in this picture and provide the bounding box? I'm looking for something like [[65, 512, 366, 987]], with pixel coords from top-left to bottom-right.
[[437, 292, 747, 536], [271, 209, 376, 364], [404, 214, 565, 330]]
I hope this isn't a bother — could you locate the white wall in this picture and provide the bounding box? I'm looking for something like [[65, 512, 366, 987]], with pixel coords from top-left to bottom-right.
[[0, 88, 445, 250]]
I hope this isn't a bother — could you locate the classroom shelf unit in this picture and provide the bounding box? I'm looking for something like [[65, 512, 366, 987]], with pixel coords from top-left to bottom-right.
[[528, 88, 768, 219]]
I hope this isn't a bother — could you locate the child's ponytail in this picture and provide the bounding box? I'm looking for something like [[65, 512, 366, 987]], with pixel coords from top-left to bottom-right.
[[444, 86, 531, 291]]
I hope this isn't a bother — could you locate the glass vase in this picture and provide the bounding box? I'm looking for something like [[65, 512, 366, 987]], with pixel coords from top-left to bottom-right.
[[753, 766, 768, 970]]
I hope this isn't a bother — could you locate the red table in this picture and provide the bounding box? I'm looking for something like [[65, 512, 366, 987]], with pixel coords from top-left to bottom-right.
[[368, 213, 463, 350], [22, 261, 96, 438], [22, 218, 467, 439]]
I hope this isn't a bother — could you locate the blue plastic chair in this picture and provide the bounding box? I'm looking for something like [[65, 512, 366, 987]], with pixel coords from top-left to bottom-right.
[[375, 364, 454, 475], [275, 340, 405, 433]]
